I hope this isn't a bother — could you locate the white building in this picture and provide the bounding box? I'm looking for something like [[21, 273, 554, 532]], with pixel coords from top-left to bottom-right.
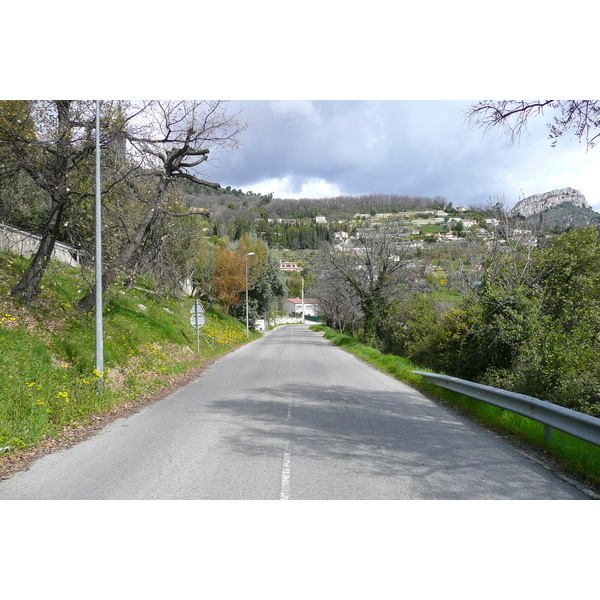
[[284, 298, 318, 317], [279, 261, 303, 272]]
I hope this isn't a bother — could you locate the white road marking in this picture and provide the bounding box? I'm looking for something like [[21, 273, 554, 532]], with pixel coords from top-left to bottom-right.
[[280, 442, 292, 500], [280, 326, 295, 500]]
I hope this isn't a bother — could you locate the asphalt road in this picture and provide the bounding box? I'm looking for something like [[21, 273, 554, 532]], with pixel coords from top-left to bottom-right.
[[0, 324, 590, 499]]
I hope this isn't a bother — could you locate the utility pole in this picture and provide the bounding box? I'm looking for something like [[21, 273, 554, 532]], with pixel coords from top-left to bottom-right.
[[301, 277, 305, 322], [245, 252, 254, 337]]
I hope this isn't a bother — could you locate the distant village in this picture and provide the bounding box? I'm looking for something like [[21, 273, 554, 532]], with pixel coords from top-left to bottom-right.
[[275, 206, 537, 319], [272, 206, 534, 256]]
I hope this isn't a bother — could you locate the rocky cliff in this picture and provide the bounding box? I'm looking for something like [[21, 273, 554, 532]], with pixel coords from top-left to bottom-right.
[[510, 187, 589, 218]]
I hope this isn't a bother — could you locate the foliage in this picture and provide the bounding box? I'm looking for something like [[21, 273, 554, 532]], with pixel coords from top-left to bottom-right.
[[245, 253, 287, 324], [506, 228, 600, 415], [0, 100, 134, 304], [386, 293, 454, 367], [0, 100, 245, 308], [188, 233, 286, 327], [323, 216, 420, 349], [414, 227, 600, 416], [78, 100, 246, 312], [210, 245, 246, 312]]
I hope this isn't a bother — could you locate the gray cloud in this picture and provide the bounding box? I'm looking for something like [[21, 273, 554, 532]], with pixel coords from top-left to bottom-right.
[[203, 100, 600, 211]]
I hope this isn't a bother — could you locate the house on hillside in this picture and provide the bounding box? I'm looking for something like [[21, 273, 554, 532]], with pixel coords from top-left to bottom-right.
[[284, 298, 318, 317], [315, 215, 327, 224], [279, 261, 303, 272]]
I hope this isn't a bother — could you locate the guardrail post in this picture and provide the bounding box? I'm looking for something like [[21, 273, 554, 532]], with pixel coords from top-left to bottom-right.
[[544, 424, 552, 444]]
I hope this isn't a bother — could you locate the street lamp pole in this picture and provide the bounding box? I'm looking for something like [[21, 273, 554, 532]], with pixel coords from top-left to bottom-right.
[[301, 276, 305, 322], [245, 252, 254, 337], [95, 100, 104, 388]]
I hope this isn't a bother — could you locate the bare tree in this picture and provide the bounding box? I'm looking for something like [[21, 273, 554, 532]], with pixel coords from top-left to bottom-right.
[[465, 100, 600, 149], [0, 100, 127, 303], [78, 100, 246, 311], [311, 261, 363, 335], [443, 197, 544, 296], [322, 217, 416, 348]]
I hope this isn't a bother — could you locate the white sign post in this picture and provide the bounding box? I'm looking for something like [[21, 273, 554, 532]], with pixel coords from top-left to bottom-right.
[[190, 300, 205, 353]]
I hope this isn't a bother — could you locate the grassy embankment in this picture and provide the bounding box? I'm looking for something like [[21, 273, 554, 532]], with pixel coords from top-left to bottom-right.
[[310, 324, 600, 491], [0, 252, 258, 453]]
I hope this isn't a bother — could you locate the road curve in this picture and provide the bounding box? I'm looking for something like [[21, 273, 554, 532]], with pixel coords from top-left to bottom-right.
[[0, 324, 589, 499]]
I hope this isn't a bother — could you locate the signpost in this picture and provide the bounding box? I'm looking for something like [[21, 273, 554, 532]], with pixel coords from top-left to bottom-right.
[[190, 300, 205, 353], [190, 313, 206, 328]]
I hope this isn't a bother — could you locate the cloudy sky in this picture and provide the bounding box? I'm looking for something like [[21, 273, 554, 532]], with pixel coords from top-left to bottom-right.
[[9, 4, 598, 214], [203, 100, 600, 212]]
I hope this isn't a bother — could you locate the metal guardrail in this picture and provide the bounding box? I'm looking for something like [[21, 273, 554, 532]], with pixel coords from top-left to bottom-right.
[[412, 371, 600, 447]]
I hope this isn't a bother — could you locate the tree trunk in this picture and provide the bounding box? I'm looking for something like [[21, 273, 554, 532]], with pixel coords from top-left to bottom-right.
[[10, 200, 66, 303], [78, 205, 161, 312], [8, 101, 73, 304]]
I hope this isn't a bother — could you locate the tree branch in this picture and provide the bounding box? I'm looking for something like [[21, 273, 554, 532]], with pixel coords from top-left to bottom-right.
[[164, 207, 211, 218], [174, 171, 220, 189]]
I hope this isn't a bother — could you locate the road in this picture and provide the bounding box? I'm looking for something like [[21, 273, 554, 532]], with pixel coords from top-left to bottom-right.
[[0, 324, 590, 499]]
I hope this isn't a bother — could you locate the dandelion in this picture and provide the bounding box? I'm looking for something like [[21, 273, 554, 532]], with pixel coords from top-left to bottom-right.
[[56, 387, 70, 403]]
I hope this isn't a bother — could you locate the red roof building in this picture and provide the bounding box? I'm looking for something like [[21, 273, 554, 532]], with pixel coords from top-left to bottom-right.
[[279, 261, 303, 272]]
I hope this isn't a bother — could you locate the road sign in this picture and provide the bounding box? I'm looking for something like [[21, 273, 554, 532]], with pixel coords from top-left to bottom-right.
[[190, 313, 206, 329], [190, 300, 204, 315]]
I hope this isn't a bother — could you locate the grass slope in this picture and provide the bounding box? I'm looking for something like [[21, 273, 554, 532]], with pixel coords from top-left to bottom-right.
[[0, 252, 257, 455]]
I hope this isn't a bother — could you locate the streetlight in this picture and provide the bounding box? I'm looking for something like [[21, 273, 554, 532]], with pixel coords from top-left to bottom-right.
[[95, 100, 104, 389], [245, 252, 254, 337]]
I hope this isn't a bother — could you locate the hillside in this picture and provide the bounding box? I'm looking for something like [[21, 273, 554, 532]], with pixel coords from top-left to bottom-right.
[[509, 187, 600, 231], [528, 202, 600, 231], [0, 252, 256, 471], [178, 180, 444, 221]]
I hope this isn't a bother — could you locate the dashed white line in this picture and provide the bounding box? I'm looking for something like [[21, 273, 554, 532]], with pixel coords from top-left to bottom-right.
[[280, 442, 292, 500], [280, 326, 295, 500]]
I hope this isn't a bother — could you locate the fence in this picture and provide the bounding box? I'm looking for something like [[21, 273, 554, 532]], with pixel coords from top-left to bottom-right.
[[412, 371, 600, 447]]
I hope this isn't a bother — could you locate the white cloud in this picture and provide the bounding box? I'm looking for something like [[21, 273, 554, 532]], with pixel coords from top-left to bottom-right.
[[269, 101, 322, 124], [244, 176, 343, 199]]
